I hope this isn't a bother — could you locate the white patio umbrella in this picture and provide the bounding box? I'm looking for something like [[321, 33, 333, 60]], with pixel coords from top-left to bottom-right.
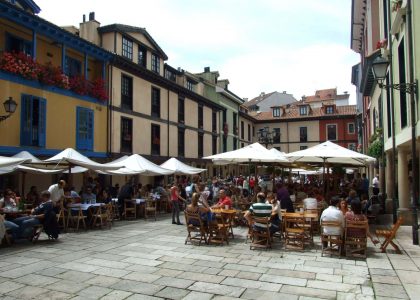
[[0, 156, 29, 168], [44, 148, 122, 171], [101, 154, 173, 176], [160, 157, 206, 175], [285, 141, 375, 166], [203, 142, 289, 165]]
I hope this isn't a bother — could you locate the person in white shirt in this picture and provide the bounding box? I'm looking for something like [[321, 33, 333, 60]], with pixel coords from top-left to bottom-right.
[[372, 174, 379, 195], [303, 191, 318, 210], [320, 196, 344, 236], [48, 180, 66, 205]]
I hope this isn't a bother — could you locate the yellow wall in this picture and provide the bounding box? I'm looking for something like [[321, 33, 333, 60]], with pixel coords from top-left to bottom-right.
[[0, 80, 108, 152]]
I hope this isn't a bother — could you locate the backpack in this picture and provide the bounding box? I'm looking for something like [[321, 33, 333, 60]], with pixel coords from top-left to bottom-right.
[[43, 210, 60, 239]]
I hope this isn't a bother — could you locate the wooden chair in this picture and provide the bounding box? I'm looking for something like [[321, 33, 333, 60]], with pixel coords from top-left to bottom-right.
[[1, 215, 12, 246], [250, 217, 271, 250], [345, 219, 368, 258], [284, 213, 307, 250], [208, 212, 229, 246], [56, 200, 66, 231], [376, 216, 403, 254], [158, 194, 169, 213], [320, 220, 343, 257], [67, 206, 87, 231], [145, 198, 157, 221], [31, 224, 44, 242], [124, 199, 136, 220], [92, 204, 112, 229], [223, 211, 235, 239], [184, 210, 208, 245]]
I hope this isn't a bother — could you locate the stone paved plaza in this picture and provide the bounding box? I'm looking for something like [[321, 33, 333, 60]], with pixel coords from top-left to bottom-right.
[[0, 215, 419, 300]]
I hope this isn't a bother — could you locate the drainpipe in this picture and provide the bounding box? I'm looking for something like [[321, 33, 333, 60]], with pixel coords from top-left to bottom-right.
[[167, 90, 170, 158], [407, 0, 418, 244]]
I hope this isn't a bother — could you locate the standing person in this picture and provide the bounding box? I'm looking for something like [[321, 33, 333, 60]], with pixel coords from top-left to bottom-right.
[[249, 176, 255, 195], [372, 174, 379, 196], [171, 183, 186, 225], [361, 173, 369, 199], [48, 180, 66, 207]]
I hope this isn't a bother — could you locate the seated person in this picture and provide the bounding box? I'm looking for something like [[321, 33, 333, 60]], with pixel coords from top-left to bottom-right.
[[303, 191, 318, 210], [26, 186, 40, 208], [245, 192, 276, 234], [70, 187, 81, 203], [340, 199, 350, 215], [320, 196, 344, 239], [10, 190, 54, 239], [211, 189, 232, 209], [186, 192, 211, 225], [0, 189, 17, 210], [98, 189, 112, 204], [266, 192, 281, 233], [81, 187, 96, 204], [346, 189, 360, 205], [1, 214, 19, 241], [346, 200, 378, 244]]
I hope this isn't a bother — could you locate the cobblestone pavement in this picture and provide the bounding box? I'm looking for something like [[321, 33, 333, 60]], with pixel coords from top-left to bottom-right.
[[0, 215, 418, 299]]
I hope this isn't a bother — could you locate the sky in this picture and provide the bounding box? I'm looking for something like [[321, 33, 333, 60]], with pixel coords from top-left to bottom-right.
[[36, 0, 360, 103]]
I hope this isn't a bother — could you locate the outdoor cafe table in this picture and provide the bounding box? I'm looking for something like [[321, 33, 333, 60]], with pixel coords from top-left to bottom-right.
[[282, 211, 319, 242], [210, 208, 237, 239], [67, 203, 106, 226], [1, 208, 31, 220]]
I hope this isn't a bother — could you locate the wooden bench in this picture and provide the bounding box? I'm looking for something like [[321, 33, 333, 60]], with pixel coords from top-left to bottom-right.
[[376, 216, 403, 254]]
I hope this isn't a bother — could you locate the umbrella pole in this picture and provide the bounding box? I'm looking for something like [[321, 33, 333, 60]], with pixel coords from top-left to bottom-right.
[[323, 158, 326, 198], [68, 164, 73, 188], [21, 171, 26, 199]]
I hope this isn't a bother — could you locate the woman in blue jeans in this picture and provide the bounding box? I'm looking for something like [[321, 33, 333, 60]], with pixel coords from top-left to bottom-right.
[[170, 183, 186, 225]]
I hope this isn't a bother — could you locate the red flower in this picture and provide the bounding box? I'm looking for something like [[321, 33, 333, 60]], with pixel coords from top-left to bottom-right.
[[89, 78, 108, 102]]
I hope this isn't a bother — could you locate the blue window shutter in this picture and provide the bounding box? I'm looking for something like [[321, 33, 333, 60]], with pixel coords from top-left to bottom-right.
[[87, 109, 94, 151], [76, 107, 82, 150], [20, 95, 32, 146], [38, 98, 46, 147]]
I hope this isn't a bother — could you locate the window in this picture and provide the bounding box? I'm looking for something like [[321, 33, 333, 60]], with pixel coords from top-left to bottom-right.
[[212, 136, 217, 155], [65, 56, 81, 77], [178, 97, 185, 123], [121, 75, 133, 110], [222, 136, 227, 152], [138, 46, 146, 67], [76, 107, 94, 151], [212, 111, 217, 131], [233, 137, 237, 150], [6, 33, 31, 55], [273, 128, 280, 143], [241, 121, 244, 139], [120, 117, 132, 153], [151, 124, 160, 155], [20, 95, 46, 147], [252, 126, 255, 137], [233, 112, 237, 135], [273, 107, 280, 117], [151, 54, 160, 73], [299, 106, 307, 115], [326, 106, 334, 114], [299, 127, 307, 142], [122, 37, 133, 60], [247, 124, 251, 141], [198, 133, 203, 157], [222, 110, 227, 125], [198, 104, 203, 128], [348, 143, 356, 151], [178, 128, 185, 157], [327, 124, 337, 141], [151, 87, 160, 118], [165, 69, 176, 81], [398, 37, 407, 128], [300, 146, 308, 150], [348, 123, 355, 134], [186, 79, 195, 91], [241, 142, 244, 148], [275, 146, 281, 151]]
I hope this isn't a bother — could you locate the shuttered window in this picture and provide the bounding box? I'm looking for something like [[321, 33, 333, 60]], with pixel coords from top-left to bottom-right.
[[20, 95, 46, 147], [76, 107, 94, 151]]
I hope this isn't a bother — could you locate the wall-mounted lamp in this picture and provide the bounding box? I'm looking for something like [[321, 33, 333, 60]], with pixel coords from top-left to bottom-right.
[[0, 97, 18, 122], [372, 56, 418, 95]]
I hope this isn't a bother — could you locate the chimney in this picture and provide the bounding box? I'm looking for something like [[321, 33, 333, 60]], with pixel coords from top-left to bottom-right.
[[80, 12, 100, 45], [243, 97, 248, 101], [282, 91, 286, 94], [260, 92, 265, 97], [204, 67, 210, 72], [217, 79, 229, 90]]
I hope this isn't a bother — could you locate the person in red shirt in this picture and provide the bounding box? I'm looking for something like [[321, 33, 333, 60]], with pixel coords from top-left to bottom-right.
[[212, 189, 232, 209]]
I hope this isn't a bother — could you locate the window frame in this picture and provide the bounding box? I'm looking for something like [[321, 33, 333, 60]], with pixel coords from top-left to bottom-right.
[[122, 36, 133, 60], [121, 74, 133, 110], [299, 127, 307, 142], [326, 106, 334, 114], [273, 128, 280, 143], [151, 54, 160, 73], [76, 107, 94, 151], [198, 133, 204, 157], [273, 107, 280, 117], [137, 45, 146, 67], [151, 124, 161, 156], [198, 104, 203, 128], [151, 87, 161, 118], [20, 94, 46, 147], [347, 122, 355, 134], [326, 124, 337, 141], [178, 97, 185, 123], [299, 106, 307, 116], [120, 117, 133, 154], [178, 128, 185, 157]]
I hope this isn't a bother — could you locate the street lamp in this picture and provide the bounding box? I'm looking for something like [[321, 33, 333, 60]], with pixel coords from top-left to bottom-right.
[[0, 97, 18, 122], [372, 55, 419, 245], [257, 126, 275, 148]]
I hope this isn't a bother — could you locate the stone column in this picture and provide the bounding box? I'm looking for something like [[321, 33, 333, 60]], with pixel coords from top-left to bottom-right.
[[397, 148, 411, 224], [385, 151, 394, 213]]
